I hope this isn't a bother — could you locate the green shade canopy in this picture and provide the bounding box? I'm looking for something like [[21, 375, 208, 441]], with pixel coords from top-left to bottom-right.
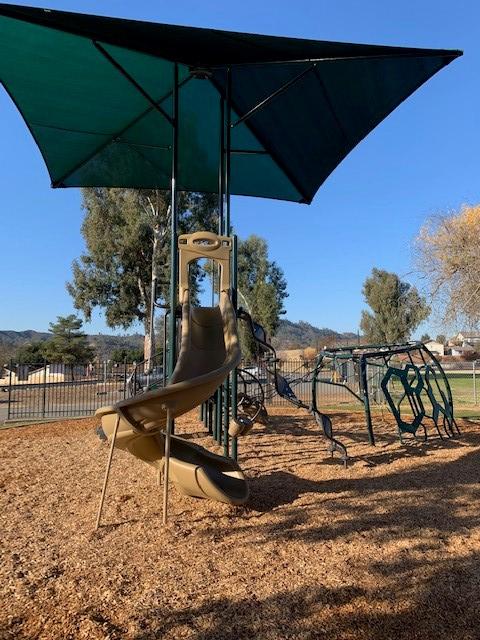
[[0, 4, 461, 203]]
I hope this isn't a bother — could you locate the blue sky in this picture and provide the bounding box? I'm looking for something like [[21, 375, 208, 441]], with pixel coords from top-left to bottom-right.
[[0, 0, 477, 337]]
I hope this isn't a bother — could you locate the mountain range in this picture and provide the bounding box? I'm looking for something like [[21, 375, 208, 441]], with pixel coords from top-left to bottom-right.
[[0, 320, 357, 361]]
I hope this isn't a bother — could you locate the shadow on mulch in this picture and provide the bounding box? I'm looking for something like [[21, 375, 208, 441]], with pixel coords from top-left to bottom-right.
[[248, 470, 325, 511], [131, 552, 480, 640], [244, 411, 479, 474], [198, 441, 480, 549]]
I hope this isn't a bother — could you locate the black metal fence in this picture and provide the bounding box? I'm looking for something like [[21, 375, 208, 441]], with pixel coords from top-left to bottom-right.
[[1, 357, 478, 421], [1, 360, 132, 420], [238, 359, 356, 407]]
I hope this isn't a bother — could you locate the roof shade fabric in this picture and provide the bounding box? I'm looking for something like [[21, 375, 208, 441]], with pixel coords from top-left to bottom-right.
[[0, 4, 461, 203]]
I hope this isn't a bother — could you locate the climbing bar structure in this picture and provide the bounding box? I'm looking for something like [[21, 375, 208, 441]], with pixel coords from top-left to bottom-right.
[[317, 342, 459, 445]]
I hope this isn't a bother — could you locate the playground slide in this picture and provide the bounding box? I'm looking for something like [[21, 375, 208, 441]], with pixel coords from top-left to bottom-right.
[[96, 232, 249, 506], [97, 403, 248, 505]]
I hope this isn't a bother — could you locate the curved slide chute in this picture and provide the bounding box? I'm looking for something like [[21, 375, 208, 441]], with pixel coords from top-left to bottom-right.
[[96, 232, 249, 527]]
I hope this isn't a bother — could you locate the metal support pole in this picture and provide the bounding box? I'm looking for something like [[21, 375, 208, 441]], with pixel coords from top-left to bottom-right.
[[211, 395, 215, 440], [312, 359, 319, 413], [231, 234, 238, 460], [167, 64, 179, 437], [162, 310, 168, 388], [474, 360, 478, 405], [223, 376, 230, 457], [208, 400, 214, 435], [123, 356, 128, 399], [202, 400, 210, 431], [218, 94, 225, 234], [225, 67, 232, 236], [215, 73, 230, 451], [215, 386, 223, 445], [167, 63, 179, 381], [223, 68, 236, 457], [360, 355, 375, 445], [147, 274, 157, 370], [95, 414, 120, 529], [7, 359, 13, 420], [211, 258, 215, 307], [162, 408, 173, 525]]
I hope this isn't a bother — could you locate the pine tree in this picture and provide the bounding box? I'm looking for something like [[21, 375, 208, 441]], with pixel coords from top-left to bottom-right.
[[42, 315, 95, 369], [360, 269, 430, 344]]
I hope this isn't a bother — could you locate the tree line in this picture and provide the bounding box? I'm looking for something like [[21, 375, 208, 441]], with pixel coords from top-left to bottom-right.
[[360, 204, 480, 345], [10, 195, 476, 365], [67, 189, 288, 361], [14, 315, 95, 365]]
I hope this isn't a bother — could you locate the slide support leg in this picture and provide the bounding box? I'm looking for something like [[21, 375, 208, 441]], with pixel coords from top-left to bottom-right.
[[162, 408, 173, 525], [95, 414, 120, 530]]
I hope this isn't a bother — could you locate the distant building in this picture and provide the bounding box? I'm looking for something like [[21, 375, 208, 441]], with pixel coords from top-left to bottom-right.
[[456, 332, 480, 349], [0, 363, 88, 386], [424, 340, 445, 356], [451, 344, 476, 357]]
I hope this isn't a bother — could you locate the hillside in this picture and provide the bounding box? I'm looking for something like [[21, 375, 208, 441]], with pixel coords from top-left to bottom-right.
[[272, 320, 357, 350], [0, 330, 51, 346], [0, 330, 143, 362], [0, 319, 356, 361]]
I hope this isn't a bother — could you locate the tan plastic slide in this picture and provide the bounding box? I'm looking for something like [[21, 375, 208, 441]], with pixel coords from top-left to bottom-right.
[[95, 232, 249, 526]]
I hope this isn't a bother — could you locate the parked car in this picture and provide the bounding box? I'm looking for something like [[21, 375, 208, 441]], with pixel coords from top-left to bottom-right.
[[127, 366, 164, 395]]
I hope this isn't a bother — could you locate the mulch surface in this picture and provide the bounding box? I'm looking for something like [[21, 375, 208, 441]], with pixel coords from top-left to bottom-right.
[[1, 407, 479, 639]]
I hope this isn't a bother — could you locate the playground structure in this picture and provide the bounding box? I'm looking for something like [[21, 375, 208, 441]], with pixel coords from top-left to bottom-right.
[[96, 231, 249, 527], [238, 308, 349, 465], [317, 342, 460, 445], [0, 4, 462, 525], [234, 315, 460, 452]]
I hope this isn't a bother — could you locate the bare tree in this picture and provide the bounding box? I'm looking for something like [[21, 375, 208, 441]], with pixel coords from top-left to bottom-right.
[[416, 205, 480, 329]]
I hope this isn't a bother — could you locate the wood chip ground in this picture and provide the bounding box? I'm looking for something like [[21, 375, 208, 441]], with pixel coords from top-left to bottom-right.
[[1, 408, 479, 639]]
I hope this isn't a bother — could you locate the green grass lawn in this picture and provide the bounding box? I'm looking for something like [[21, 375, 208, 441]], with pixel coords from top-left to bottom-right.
[[315, 372, 480, 420], [446, 373, 480, 417], [446, 372, 478, 403]]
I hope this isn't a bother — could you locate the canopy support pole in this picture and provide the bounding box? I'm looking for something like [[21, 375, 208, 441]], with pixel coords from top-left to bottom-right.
[[218, 93, 225, 234], [217, 81, 229, 455], [168, 63, 179, 383], [225, 67, 232, 236], [225, 67, 239, 460]]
